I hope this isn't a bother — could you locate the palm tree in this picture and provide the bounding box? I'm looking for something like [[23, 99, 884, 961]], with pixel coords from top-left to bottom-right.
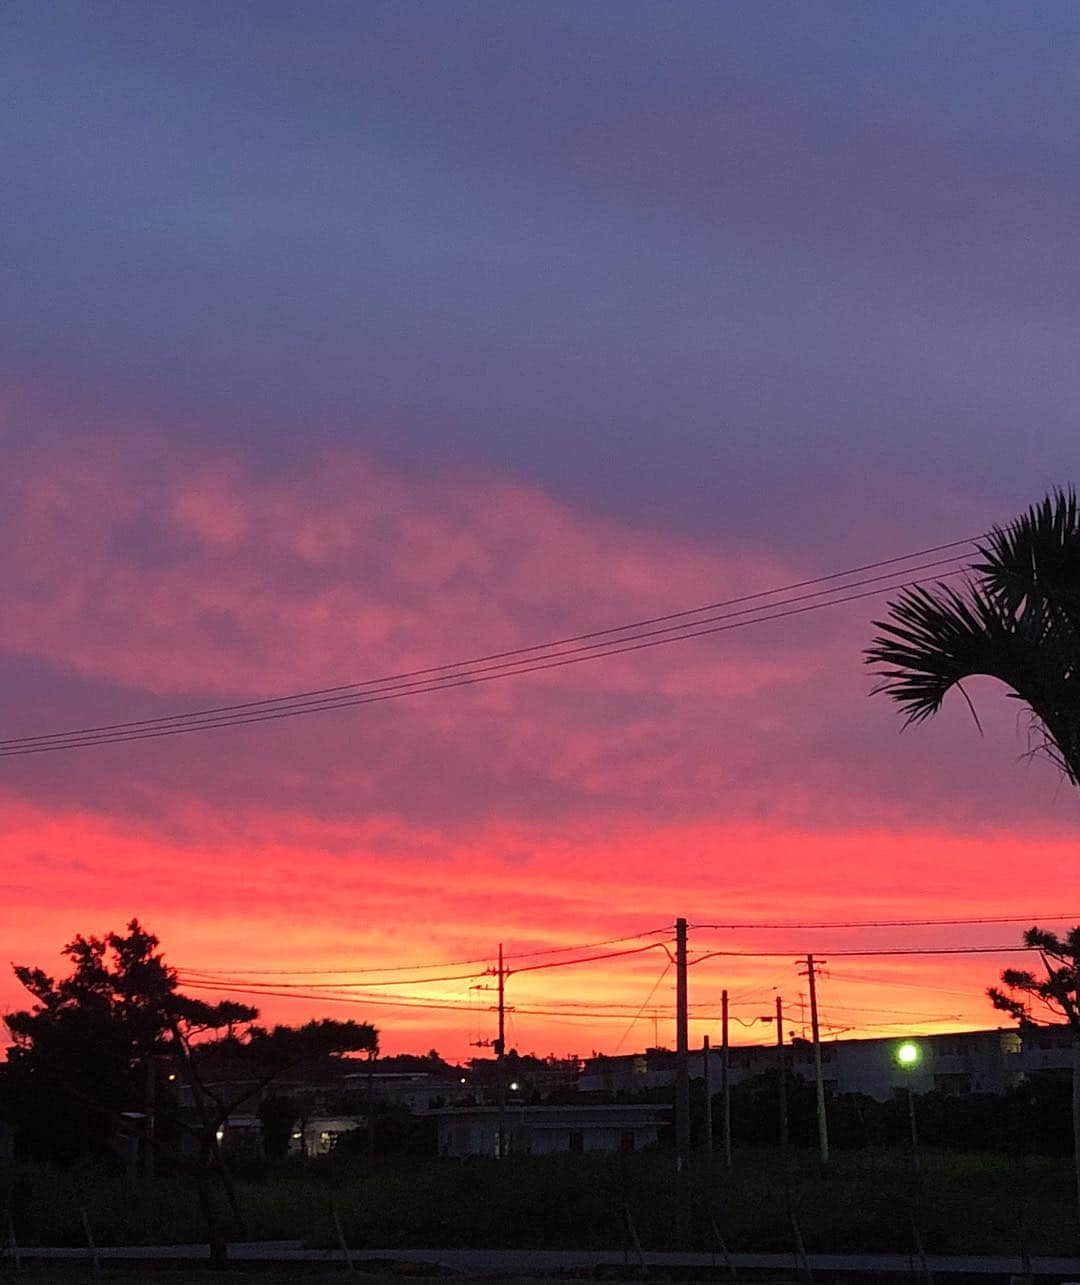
[[867, 487, 1080, 1229], [866, 488, 1080, 782]]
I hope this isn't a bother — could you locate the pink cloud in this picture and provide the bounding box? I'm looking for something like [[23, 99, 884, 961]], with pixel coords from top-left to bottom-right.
[[0, 429, 794, 701]]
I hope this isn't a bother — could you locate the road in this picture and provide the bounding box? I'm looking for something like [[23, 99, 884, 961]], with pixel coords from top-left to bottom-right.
[[5, 1242, 1080, 1278]]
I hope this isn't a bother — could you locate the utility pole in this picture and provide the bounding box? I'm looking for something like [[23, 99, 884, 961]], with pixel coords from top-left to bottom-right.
[[721, 989, 731, 1169], [702, 1034, 713, 1163], [775, 995, 789, 1152], [801, 955, 829, 1164], [496, 943, 506, 1160], [469, 945, 509, 1159], [674, 917, 690, 1250]]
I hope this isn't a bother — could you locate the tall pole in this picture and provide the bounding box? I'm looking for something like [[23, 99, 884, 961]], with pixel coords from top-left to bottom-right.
[[805, 955, 829, 1164], [366, 1047, 377, 1163], [907, 1084, 920, 1174], [775, 995, 789, 1152], [674, 917, 690, 1250], [721, 989, 731, 1168], [496, 943, 506, 1160], [702, 1034, 713, 1162]]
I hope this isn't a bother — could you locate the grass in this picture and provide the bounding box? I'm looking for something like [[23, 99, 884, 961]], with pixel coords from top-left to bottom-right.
[[3, 1148, 1078, 1257]]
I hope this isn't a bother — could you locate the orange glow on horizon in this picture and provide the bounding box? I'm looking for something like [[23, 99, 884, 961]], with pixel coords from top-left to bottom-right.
[[1, 799, 1065, 1062]]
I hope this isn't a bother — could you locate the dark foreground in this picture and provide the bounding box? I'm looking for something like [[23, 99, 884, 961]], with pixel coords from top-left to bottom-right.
[[9, 1247, 1080, 1284], [4, 1147, 1078, 1262]]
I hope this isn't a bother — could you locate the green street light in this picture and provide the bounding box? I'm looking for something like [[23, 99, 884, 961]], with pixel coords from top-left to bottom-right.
[[895, 1042, 922, 1172], [897, 1041, 921, 1067]]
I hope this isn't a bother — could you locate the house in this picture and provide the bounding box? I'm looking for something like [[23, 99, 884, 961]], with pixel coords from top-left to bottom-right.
[[580, 1027, 1072, 1103], [433, 1103, 668, 1157]]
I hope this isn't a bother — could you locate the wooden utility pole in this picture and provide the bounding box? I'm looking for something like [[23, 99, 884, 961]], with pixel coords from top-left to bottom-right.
[[775, 995, 789, 1151], [674, 917, 690, 1249], [469, 946, 509, 1158], [721, 989, 731, 1168], [702, 1034, 713, 1162], [803, 955, 829, 1164], [496, 943, 507, 1160]]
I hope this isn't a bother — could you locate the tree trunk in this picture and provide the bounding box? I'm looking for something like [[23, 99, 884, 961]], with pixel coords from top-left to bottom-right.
[[211, 1131, 247, 1240], [170, 1027, 229, 1263], [195, 1135, 227, 1265]]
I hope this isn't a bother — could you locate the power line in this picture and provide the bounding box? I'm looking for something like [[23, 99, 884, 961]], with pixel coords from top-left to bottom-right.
[[725, 994, 972, 1021], [177, 940, 674, 1001], [180, 971, 758, 1015], [180, 978, 691, 1016], [0, 543, 980, 757], [826, 1016, 977, 1031], [0, 557, 972, 756], [823, 969, 983, 999], [612, 961, 673, 1054], [0, 534, 980, 751], [180, 968, 487, 989], [690, 945, 1033, 962], [176, 926, 672, 977], [690, 912, 1080, 931], [178, 977, 690, 1023], [507, 941, 675, 975], [180, 979, 489, 1014], [175, 942, 673, 1007], [818, 1002, 966, 1020]]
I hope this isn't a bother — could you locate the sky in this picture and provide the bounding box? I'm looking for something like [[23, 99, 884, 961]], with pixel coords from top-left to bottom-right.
[[2, 2, 1080, 1060]]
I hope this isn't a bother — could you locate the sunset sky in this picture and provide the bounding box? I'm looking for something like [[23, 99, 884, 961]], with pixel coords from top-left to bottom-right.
[[3, 3, 1080, 1060]]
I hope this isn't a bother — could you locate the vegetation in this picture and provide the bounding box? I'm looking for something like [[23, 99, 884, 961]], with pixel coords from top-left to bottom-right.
[[1, 921, 377, 1260], [989, 925, 1080, 1219], [866, 487, 1080, 781], [2, 1147, 1077, 1256], [866, 489, 1080, 1224], [4, 921, 1078, 1259], [990, 926, 1080, 1029]]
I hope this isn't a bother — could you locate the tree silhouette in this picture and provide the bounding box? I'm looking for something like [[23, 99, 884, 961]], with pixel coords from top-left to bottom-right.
[[988, 926, 1080, 1230], [3, 919, 376, 1260], [989, 927, 1080, 1028], [866, 488, 1080, 782], [867, 493, 1080, 1231]]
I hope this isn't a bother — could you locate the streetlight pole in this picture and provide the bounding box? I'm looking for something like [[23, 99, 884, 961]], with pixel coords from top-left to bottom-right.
[[896, 1041, 921, 1173], [907, 1085, 919, 1174]]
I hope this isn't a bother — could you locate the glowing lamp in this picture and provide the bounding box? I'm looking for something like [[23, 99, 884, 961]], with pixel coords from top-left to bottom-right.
[[896, 1041, 921, 1067]]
